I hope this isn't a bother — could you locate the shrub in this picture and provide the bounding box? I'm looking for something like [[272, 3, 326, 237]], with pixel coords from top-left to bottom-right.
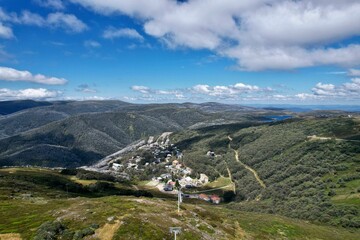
[[33, 221, 65, 240]]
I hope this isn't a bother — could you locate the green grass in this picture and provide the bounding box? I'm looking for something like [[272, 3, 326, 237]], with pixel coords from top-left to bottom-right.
[[0, 199, 69, 238], [205, 176, 233, 188]]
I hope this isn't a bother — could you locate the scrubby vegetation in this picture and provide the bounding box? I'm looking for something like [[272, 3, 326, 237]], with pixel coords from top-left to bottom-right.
[[0, 103, 248, 167], [1, 168, 359, 240], [0, 168, 153, 199], [171, 117, 360, 228], [1, 100, 359, 238]]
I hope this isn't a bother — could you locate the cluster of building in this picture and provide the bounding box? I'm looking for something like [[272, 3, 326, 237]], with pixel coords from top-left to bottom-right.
[[156, 173, 209, 190], [156, 173, 220, 204], [91, 133, 222, 204], [161, 183, 221, 204]]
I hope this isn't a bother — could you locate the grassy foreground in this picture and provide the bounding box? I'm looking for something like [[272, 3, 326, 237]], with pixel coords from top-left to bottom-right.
[[0, 168, 359, 239]]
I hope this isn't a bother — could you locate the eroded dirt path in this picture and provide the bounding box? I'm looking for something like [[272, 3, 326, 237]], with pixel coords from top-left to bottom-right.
[[307, 135, 360, 143], [228, 136, 266, 189], [225, 164, 237, 194], [92, 219, 122, 240]]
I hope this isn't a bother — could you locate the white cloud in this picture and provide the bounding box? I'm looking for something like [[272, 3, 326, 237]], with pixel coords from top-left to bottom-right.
[[312, 83, 337, 96], [63, 95, 110, 101], [343, 78, 360, 93], [241, 1, 360, 47], [295, 93, 320, 101], [131, 85, 151, 94], [192, 85, 211, 94], [128, 79, 360, 103], [130, 83, 263, 101], [103, 27, 143, 41], [130, 85, 181, 95], [70, 0, 360, 71], [326, 71, 347, 75], [0, 22, 13, 39], [47, 12, 88, 33], [19, 10, 47, 26], [222, 45, 360, 71], [70, 0, 174, 17], [0, 66, 67, 85], [34, 0, 65, 10], [191, 83, 261, 97], [76, 84, 97, 93], [0, 88, 61, 100], [348, 69, 360, 77], [297, 78, 360, 101], [156, 90, 178, 95], [0, 8, 13, 22], [0, 8, 87, 33], [84, 40, 101, 48], [234, 83, 259, 91]]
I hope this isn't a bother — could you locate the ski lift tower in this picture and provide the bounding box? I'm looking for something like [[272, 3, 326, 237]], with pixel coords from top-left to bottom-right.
[[169, 227, 181, 240], [177, 187, 182, 213]]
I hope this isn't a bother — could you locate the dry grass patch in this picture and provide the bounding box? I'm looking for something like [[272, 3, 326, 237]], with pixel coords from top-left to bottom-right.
[[90, 220, 122, 240], [0, 233, 22, 240]]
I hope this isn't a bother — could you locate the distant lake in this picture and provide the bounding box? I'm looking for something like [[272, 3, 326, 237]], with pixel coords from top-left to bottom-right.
[[263, 115, 293, 122]]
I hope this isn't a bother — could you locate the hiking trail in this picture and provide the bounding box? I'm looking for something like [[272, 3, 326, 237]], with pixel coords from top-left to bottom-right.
[[227, 136, 266, 189]]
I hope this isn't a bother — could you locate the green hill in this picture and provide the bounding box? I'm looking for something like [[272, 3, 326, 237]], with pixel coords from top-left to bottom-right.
[[0, 100, 133, 139], [170, 117, 360, 228], [0, 105, 235, 167], [0, 167, 359, 240]]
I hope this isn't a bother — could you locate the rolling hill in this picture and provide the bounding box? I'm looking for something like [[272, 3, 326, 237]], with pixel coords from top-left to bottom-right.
[[0, 100, 133, 139], [0, 100, 359, 238], [0, 167, 359, 240], [169, 116, 360, 227], [0, 102, 266, 167]]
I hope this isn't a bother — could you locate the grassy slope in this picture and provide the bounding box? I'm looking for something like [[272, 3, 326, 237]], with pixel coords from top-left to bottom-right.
[[0, 168, 359, 240], [170, 117, 360, 227]]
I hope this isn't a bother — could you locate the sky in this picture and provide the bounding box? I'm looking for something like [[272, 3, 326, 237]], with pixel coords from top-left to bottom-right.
[[0, 0, 359, 105]]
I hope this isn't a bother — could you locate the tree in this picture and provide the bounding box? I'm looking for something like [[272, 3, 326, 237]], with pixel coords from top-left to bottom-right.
[[223, 191, 236, 203]]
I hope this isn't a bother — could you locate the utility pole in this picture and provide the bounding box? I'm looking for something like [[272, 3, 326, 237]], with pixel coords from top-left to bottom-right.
[[169, 227, 181, 240]]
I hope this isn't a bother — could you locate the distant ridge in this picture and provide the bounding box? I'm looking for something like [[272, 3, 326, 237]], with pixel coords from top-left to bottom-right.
[[246, 104, 360, 112], [0, 100, 52, 115]]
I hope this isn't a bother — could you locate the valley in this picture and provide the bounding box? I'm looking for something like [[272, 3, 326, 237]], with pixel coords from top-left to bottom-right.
[[1, 1, 360, 238], [0, 100, 359, 239]]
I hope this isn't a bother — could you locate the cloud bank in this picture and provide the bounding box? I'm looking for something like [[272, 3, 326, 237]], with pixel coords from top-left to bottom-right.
[[70, 0, 360, 71], [129, 78, 360, 103], [0, 7, 87, 36]]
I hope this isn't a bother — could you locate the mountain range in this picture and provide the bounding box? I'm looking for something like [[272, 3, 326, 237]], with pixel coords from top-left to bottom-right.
[[0, 100, 278, 167]]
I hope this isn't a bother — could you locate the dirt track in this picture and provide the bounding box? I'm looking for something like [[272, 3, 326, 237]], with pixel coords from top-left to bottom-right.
[[228, 136, 266, 189]]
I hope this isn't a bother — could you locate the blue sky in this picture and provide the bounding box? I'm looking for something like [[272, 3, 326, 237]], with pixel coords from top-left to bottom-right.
[[0, 0, 359, 104]]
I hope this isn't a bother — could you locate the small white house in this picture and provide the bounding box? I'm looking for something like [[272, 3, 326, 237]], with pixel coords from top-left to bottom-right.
[[112, 163, 123, 171]]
